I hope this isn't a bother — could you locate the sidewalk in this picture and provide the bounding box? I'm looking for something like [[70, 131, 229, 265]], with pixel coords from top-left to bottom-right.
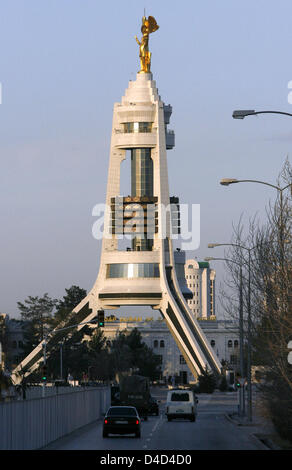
[[226, 396, 292, 450]]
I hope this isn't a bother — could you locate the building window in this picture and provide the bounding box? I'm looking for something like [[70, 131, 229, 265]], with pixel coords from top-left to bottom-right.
[[210, 340, 215, 347], [179, 355, 186, 364], [234, 340, 239, 348], [160, 340, 165, 348], [227, 340, 233, 348], [131, 148, 153, 198], [123, 122, 152, 133], [107, 263, 159, 278], [153, 340, 158, 348]]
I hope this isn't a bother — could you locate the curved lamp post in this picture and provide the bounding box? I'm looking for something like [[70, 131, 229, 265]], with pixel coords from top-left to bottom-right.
[[204, 256, 245, 416], [219, 178, 292, 422], [207, 244, 256, 420], [41, 318, 99, 397], [220, 178, 292, 264], [208, 243, 257, 421], [232, 109, 292, 119], [220, 178, 292, 194]]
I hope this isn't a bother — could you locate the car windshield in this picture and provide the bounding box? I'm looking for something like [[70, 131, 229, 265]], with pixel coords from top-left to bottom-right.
[[107, 407, 137, 416], [171, 392, 190, 402]]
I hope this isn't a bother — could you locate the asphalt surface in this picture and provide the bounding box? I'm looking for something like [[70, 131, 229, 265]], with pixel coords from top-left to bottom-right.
[[43, 387, 267, 450]]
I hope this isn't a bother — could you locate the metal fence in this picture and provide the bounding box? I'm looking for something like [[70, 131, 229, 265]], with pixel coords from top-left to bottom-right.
[[0, 386, 110, 450], [22, 385, 94, 400]]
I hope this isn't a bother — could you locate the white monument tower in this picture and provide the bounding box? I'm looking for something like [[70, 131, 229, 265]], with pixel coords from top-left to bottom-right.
[[12, 16, 221, 384]]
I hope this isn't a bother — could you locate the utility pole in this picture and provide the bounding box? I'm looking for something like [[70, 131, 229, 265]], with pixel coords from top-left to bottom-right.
[[42, 341, 47, 398], [40, 318, 99, 397]]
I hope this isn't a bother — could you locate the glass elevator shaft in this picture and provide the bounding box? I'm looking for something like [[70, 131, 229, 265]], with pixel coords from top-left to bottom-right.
[[131, 148, 153, 251]]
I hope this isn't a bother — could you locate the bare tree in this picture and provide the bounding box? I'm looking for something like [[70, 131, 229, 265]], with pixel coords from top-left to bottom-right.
[[219, 160, 292, 440]]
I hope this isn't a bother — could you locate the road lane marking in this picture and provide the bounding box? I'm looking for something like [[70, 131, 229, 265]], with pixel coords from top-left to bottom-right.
[[141, 414, 163, 449]]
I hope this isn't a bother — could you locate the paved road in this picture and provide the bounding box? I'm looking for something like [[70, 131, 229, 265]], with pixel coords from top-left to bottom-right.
[[43, 388, 264, 450]]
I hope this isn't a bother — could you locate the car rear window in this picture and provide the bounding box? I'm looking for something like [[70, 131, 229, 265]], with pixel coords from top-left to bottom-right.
[[107, 407, 137, 416], [170, 392, 190, 402]]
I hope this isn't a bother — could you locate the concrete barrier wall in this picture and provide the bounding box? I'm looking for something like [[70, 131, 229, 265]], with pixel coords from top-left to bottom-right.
[[0, 386, 110, 450]]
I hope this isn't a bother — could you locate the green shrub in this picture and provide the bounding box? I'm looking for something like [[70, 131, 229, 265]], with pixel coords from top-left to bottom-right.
[[198, 366, 216, 394], [219, 375, 228, 392]]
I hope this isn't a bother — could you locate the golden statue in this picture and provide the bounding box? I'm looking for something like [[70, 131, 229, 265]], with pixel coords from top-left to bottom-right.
[[135, 16, 159, 73]]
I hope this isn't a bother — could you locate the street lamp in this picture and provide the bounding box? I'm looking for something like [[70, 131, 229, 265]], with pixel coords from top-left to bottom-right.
[[232, 109, 292, 119], [41, 318, 100, 397], [230, 107, 292, 251], [220, 178, 292, 271], [207, 243, 257, 422], [220, 178, 239, 186], [220, 178, 292, 194], [220, 178, 292, 269], [204, 256, 245, 416], [219, 178, 292, 422]]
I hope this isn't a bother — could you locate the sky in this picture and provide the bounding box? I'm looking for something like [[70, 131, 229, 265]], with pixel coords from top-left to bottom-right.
[[1, 0, 292, 319]]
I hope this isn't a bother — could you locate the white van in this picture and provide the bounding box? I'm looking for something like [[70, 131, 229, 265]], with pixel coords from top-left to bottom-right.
[[166, 389, 198, 422]]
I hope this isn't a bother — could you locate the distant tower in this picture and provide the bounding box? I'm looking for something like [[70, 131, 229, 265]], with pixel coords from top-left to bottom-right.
[[184, 260, 216, 320], [12, 16, 221, 384]]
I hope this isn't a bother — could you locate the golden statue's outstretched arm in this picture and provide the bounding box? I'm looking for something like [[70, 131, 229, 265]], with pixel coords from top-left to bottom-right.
[[135, 35, 141, 46]]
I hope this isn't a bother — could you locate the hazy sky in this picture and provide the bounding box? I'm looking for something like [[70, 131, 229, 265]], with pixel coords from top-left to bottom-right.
[[1, 1, 292, 319]]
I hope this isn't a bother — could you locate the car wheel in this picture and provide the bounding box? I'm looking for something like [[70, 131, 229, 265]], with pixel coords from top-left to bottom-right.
[[135, 431, 141, 438], [103, 431, 108, 438], [167, 416, 172, 421], [190, 414, 196, 422]]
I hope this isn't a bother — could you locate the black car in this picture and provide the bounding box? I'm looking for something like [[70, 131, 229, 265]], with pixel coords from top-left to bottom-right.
[[103, 406, 141, 438], [148, 396, 159, 416]]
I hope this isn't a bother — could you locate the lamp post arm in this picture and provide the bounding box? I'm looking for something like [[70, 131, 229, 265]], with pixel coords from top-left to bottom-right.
[[208, 242, 257, 254], [43, 318, 99, 343], [209, 243, 244, 249], [234, 180, 281, 191], [40, 317, 98, 397], [234, 110, 292, 118], [252, 110, 292, 118], [205, 256, 243, 267]]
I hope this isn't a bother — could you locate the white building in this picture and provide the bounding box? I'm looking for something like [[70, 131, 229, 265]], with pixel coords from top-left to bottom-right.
[[103, 317, 239, 384], [2, 310, 239, 384], [184, 259, 216, 320], [0, 313, 25, 370]]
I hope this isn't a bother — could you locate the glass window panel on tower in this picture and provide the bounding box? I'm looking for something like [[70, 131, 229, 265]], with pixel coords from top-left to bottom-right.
[[123, 122, 152, 133], [107, 263, 160, 278]]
